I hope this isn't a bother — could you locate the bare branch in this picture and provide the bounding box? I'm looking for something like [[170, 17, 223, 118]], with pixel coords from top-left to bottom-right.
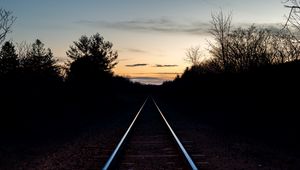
[[0, 8, 16, 45], [284, 5, 300, 8], [282, 6, 295, 30], [282, 1, 300, 42], [185, 46, 204, 66]]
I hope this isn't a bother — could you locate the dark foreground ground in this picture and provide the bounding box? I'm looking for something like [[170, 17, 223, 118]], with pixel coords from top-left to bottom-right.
[[0, 94, 299, 170], [157, 97, 300, 170], [0, 92, 145, 170]]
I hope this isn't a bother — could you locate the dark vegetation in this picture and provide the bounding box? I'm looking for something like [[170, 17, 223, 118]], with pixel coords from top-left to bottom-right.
[[0, 9, 146, 151], [0, 4, 300, 158], [159, 11, 300, 150], [0, 32, 145, 147]]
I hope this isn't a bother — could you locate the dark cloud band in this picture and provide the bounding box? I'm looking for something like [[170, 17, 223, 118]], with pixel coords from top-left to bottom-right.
[[76, 19, 282, 36], [125, 63, 148, 67], [154, 64, 178, 67], [76, 18, 211, 35]]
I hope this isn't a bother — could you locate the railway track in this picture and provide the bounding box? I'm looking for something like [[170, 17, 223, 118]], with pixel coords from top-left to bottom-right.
[[102, 97, 200, 170]]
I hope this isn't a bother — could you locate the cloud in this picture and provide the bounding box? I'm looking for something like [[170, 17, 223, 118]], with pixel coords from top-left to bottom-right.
[[134, 72, 182, 75], [130, 77, 167, 85], [154, 64, 178, 67], [127, 72, 181, 84], [125, 63, 148, 67], [76, 19, 283, 36], [75, 18, 211, 36], [126, 48, 148, 53], [259, 23, 283, 32], [131, 77, 161, 80], [234, 23, 283, 32]]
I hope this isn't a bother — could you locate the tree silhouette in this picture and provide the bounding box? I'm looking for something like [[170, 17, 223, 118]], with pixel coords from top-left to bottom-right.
[[185, 46, 204, 66], [209, 11, 232, 72], [20, 39, 60, 80], [66, 33, 118, 82], [0, 41, 18, 76], [269, 31, 300, 63], [225, 26, 273, 72], [208, 11, 300, 73], [283, 1, 300, 42], [0, 8, 16, 45]]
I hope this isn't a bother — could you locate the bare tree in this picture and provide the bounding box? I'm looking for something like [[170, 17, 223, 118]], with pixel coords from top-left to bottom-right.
[[281, 1, 300, 42], [227, 26, 275, 71], [0, 8, 16, 45], [279, 1, 300, 61], [209, 11, 232, 72], [270, 31, 300, 63], [185, 46, 204, 66], [283, 0, 300, 25]]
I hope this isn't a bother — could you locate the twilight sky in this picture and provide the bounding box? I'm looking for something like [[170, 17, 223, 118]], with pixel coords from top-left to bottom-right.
[[1, 0, 289, 84]]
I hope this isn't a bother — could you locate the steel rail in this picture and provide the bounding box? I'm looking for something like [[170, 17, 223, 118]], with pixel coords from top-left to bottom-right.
[[152, 97, 198, 170], [102, 97, 148, 170]]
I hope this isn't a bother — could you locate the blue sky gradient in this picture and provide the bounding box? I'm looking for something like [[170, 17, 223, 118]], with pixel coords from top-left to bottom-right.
[[1, 0, 290, 84]]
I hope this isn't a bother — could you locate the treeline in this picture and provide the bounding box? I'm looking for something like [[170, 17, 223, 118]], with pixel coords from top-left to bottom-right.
[[160, 12, 300, 147], [0, 40, 61, 82], [0, 33, 133, 85], [0, 33, 143, 142], [185, 15, 300, 75]]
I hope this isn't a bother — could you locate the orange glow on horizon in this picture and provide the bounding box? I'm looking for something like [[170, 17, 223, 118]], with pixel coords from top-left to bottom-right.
[[114, 65, 184, 81]]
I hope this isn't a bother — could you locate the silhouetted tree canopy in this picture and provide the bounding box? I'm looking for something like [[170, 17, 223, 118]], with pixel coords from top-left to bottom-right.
[[206, 11, 300, 74], [20, 39, 60, 80], [0, 41, 18, 76], [66, 33, 118, 82]]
